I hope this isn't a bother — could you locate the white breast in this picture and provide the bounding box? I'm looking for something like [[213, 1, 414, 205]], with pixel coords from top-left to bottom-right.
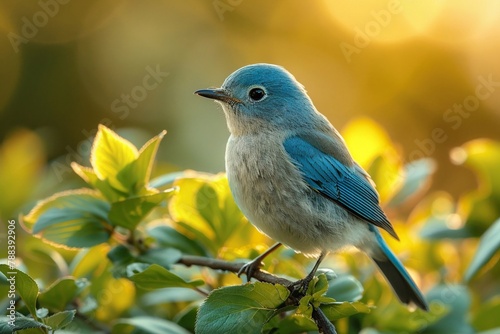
[[224, 133, 375, 256]]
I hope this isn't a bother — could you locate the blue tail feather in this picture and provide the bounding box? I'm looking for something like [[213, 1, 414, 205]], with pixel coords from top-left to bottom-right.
[[369, 225, 429, 310]]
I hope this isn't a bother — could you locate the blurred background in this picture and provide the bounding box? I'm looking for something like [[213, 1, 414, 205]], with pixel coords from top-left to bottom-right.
[[1, 0, 500, 212], [1, 2, 500, 332]]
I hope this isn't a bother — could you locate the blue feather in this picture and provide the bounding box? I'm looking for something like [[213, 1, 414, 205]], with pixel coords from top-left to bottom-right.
[[283, 136, 398, 239], [369, 225, 428, 310]]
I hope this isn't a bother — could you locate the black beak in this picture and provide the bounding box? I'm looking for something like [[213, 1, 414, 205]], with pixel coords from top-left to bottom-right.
[[194, 88, 241, 104]]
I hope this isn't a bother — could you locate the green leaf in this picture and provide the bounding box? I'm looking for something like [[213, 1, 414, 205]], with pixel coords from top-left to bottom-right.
[[148, 225, 208, 256], [108, 189, 175, 230], [263, 309, 317, 334], [1, 313, 49, 332], [464, 218, 500, 282], [141, 288, 202, 305], [42, 310, 76, 330], [454, 140, 500, 236], [90, 124, 138, 193], [471, 296, 500, 331], [320, 301, 371, 321], [137, 248, 182, 269], [0, 317, 14, 333], [326, 275, 364, 302], [301, 274, 336, 309], [38, 277, 79, 311], [195, 282, 290, 334], [25, 189, 112, 248], [71, 162, 124, 202], [420, 219, 470, 240], [367, 154, 402, 203], [173, 304, 198, 333], [149, 171, 187, 189], [0, 265, 39, 319], [23, 189, 108, 229], [0, 271, 8, 284], [112, 316, 191, 334], [127, 264, 203, 290], [170, 174, 254, 254], [107, 245, 134, 265], [33, 209, 111, 248], [107, 245, 140, 278], [196, 184, 220, 234], [116, 130, 166, 194], [425, 284, 474, 334], [387, 158, 436, 208], [311, 274, 330, 299], [418, 193, 470, 240], [70, 244, 110, 277]]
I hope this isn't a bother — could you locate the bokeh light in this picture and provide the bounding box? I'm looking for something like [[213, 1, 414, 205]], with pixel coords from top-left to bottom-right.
[[0, 0, 499, 193]]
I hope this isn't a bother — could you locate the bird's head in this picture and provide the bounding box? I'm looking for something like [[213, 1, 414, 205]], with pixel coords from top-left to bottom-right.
[[195, 63, 318, 135]]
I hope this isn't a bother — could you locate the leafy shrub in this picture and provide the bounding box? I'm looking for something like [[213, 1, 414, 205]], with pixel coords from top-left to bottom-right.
[[1, 122, 499, 333]]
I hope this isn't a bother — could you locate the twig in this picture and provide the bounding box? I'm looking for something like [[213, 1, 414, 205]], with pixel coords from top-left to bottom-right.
[[313, 307, 337, 334], [178, 255, 292, 286], [177, 255, 337, 333]]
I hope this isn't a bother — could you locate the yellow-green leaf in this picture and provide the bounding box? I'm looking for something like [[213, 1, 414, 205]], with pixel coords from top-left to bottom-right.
[[453, 139, 500, 235], [70, 244, 110, 278], [108, 188, 176, 230], [128, 264, 203, 290], [319, 301, 371, 321], [169, 173, 262, 255], [0, 130, 44, 218], [90, 125, 138, 193], [116, 130, 166, 194], [71, 162, 123, 202]]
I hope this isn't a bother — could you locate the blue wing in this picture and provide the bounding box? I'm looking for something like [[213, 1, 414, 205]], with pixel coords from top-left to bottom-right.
[[283, 136, 398, 239]]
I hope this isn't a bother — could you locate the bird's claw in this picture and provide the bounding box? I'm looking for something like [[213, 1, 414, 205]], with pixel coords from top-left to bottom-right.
[[237, 259, 263, 281], [287, 277, 313, 297]]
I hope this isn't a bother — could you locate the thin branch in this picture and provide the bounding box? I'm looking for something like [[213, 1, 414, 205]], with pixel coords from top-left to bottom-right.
[[177, 255, 337, 333], [313, 307, 337, 334], [177, 255, 291, 286]]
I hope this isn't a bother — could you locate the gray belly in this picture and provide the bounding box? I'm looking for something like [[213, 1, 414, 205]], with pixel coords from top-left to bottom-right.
[[225, 135, 369, 255]]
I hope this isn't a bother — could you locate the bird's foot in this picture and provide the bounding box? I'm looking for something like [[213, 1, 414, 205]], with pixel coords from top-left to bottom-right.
[[287, 276, 314, 298], [237, 258, 263, 281], [237, 243, 282, 281]]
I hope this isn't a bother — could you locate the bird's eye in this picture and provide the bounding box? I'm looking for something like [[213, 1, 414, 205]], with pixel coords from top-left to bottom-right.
[[248, 88, 266, 101]]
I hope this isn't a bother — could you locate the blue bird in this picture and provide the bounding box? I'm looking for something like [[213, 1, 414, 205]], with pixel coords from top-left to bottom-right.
[[195, 63, 428, 310]]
